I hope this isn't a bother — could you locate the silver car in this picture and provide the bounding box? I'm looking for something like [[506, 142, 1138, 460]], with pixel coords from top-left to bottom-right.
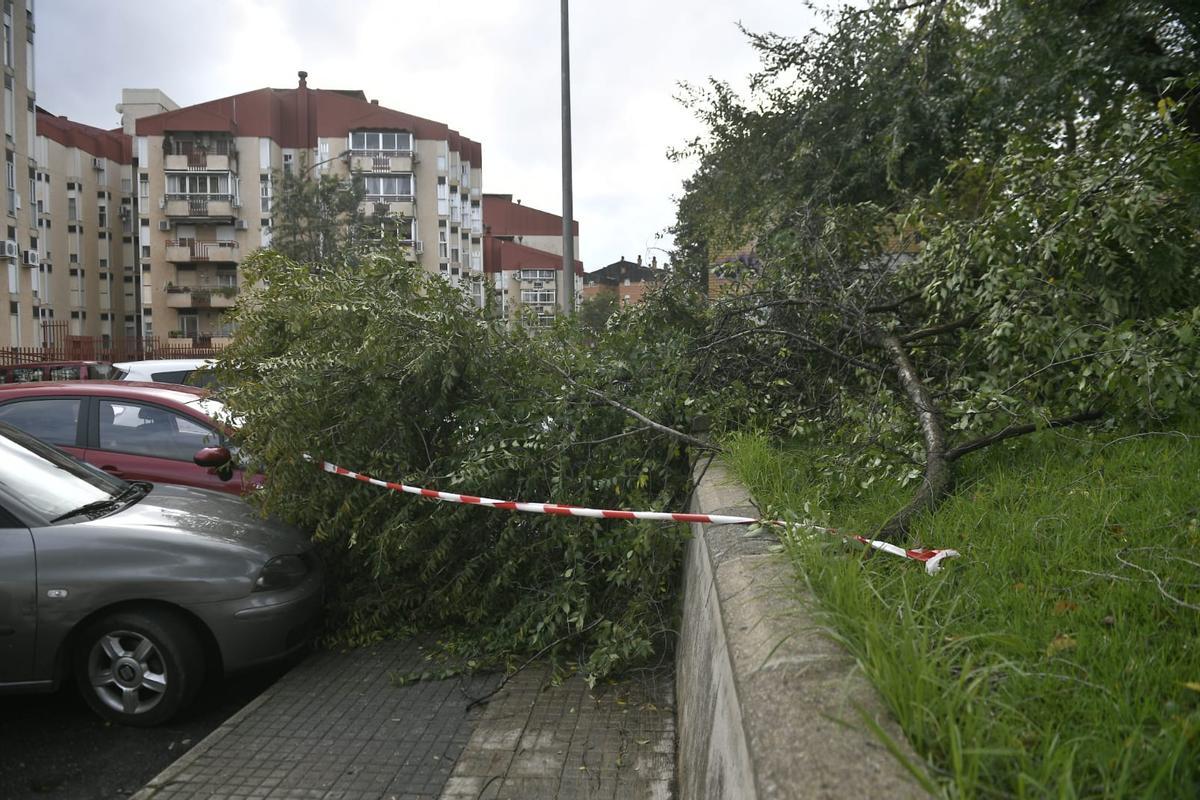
[[0, 421, 322, 726]]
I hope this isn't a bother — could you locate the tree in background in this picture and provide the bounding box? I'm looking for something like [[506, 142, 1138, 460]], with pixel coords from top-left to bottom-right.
[[269, 159, 378, 269]]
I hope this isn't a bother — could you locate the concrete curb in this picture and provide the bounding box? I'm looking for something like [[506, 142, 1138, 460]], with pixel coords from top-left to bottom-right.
[[675, 460, 929, 799]]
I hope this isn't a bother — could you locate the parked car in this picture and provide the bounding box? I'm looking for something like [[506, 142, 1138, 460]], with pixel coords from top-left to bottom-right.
[[0, 381, 251, 494], [0, 360, 114, 384], [110, 358, 216, 388], [0, 421, 322, 726]]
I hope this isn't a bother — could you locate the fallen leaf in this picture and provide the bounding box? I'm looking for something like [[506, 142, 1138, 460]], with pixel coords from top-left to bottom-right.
[[1053, 600, 1079, 615], [1013, 582, 1027, 591], [1046, 634, 1077, 657], [1184, 682, 1200, 693]]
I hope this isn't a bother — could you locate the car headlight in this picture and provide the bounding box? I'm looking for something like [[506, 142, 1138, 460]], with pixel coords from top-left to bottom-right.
[[254, 554, 308, 592]]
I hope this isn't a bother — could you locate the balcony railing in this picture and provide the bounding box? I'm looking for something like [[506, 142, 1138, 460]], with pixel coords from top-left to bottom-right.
[[162, 194, 236, 218], [165, 239, 241, 263], [165, 285, 239, 309]]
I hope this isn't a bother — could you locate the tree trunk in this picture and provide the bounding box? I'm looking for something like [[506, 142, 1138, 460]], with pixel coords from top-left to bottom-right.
[[876, 333, 951, 542]]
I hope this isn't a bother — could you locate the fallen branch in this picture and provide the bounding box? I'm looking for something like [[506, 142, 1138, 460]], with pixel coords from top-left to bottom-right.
[[943, 410, 1103, 462]]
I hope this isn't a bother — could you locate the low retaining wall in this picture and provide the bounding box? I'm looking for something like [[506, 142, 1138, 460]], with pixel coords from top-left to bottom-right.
[[676, 460, 928, 799]]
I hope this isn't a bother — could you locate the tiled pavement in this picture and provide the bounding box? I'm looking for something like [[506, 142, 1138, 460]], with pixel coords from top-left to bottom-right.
[[132, 641, 675, 800]]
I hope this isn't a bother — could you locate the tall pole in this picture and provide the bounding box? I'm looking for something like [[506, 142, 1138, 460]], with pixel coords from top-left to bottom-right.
[[560, 0, 575, 316]]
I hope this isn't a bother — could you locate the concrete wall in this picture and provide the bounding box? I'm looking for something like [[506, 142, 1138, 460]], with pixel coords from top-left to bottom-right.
[[676, 461, 929, 799]]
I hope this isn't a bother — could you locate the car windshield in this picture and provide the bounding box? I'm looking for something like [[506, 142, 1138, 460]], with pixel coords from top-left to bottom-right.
[[0, 421, 125, 520]]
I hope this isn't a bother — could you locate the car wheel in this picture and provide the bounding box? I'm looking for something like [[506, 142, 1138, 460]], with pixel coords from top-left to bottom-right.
[[74, 608, 205, 727]]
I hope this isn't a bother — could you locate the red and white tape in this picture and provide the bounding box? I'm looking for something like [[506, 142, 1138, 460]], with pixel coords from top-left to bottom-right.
[[313, 459, 960, 575]]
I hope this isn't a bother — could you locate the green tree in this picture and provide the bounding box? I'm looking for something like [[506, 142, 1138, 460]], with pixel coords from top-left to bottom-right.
[[269, 158, 378, 269], [216, 245, 701, 678], [666, 0, 1200, 538]]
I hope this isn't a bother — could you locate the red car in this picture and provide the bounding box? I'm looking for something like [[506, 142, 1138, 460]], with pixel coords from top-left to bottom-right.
[[0, 382, 251, 494]]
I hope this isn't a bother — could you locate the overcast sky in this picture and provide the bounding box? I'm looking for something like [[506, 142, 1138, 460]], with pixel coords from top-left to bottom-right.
[[37, 1, 818, 272]]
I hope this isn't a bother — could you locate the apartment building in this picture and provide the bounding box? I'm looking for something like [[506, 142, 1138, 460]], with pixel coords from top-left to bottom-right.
[[1, 0, 38, 348], [133, 72, 483, 342], [482, 193, 581, 326], [34, 111, 135, 344], [581, 255, 665, 307]]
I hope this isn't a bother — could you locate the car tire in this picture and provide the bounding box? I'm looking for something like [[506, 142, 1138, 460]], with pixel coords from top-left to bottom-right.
[[73, 608, 205, 727]]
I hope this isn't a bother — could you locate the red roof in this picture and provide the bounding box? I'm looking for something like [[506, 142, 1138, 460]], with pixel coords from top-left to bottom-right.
[[483, 194, 578, 236], [483, 237, 583, 275], [135, 80, 481, 166], [36, 110, 132, 164]]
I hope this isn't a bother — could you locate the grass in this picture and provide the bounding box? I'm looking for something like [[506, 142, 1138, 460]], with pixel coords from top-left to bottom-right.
[[724, 422, 1200, 799]]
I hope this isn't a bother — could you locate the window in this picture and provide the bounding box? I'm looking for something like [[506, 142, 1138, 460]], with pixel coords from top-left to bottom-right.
[[363, 174, 413, 201], [521, 290, 556, 304], [350, 131, 413, 154], [0, 398, 81, 446], [166, 173, 229, 196], [97, 400, 223, 462], [259, 174, 270, 212], [520, 269, 556, 281]]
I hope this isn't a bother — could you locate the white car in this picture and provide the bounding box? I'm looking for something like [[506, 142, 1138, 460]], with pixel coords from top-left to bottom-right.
[[110, 358, 216, 387]]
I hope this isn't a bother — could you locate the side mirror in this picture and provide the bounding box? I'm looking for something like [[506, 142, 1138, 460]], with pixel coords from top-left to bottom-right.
[[194, 446, 234, 481]]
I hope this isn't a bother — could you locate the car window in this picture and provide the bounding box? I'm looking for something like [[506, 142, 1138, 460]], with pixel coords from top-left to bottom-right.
[[48, 366, 82, 381], [10, 368, 45, 383], [87, 364, 115, 379], [0, 422, 123, 520], [0, 398, 82, 447], [149, 370, 190, 384], [98, 400, 223, 462]]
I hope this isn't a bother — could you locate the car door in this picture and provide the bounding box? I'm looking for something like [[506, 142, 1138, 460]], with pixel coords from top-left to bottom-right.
[[0, 503, 37, 685], [0, 396, 87, 459], [84, 398, 242, 493]]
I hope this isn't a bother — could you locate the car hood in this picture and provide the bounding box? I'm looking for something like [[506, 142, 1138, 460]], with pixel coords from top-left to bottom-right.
[[97, 482, 312, 557]]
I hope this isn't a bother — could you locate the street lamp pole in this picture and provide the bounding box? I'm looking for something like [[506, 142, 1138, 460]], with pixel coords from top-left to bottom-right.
[[560, 0, 575, 316]]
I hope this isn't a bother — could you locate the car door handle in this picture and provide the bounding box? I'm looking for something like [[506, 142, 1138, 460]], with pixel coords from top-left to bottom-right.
[[100, 465, 125, 478]]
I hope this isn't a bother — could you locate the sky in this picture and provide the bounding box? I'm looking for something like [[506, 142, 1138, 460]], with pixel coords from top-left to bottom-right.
[[36, 1, 819, 273]]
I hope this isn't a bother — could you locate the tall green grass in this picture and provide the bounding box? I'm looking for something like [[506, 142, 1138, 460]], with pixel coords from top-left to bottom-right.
[[726, 424, 1200, 798]]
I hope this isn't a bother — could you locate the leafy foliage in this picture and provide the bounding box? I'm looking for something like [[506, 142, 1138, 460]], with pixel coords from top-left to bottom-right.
[[269, 159, 379, 269], [216, 248, 694, 678], [663, 0, 1200, 528]]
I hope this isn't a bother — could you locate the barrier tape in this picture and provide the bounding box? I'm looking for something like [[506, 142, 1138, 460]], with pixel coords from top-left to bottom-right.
[[313, 458, 960, 575]]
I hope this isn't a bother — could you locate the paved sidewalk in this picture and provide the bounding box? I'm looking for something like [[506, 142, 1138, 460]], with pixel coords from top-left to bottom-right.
[[132, 641, 675, 800]]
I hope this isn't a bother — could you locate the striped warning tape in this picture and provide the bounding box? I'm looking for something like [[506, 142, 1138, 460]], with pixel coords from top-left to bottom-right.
[[313, 458, 960, 574]]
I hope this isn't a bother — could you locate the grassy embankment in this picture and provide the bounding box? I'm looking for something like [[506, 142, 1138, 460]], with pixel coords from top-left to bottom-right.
[[725, 422, 1200, 799]]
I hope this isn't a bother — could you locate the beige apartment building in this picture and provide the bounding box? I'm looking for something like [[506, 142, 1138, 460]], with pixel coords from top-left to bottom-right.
[[482, 193, 581, 327], [1, 0, 39, 348], [33, 111, 136, 345], [133, 72, 483, 342]]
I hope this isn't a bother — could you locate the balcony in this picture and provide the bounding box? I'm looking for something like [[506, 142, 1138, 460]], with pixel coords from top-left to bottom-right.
[[165, 152, 233, 172], [165, 239, 241, 264], [162, 194, 236, 220], [363, 198, 416, 218], [350, 153, 414, 173], [165, 286, 239, 309]]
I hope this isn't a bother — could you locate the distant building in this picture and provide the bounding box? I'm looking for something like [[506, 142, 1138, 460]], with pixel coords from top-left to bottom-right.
[[482, 193, 581, 327], [133, 72, 483, 343], [35, 110, 137, 345], [581, 255, 665, 307]]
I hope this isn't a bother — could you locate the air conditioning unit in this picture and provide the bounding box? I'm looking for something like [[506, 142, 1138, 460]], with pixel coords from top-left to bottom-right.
[[92, 158, 104, 170], [23, 250, 39, 267], [235, 219, 249, 230], [158, 220, 171, 231], [2, 240, 17, 259]]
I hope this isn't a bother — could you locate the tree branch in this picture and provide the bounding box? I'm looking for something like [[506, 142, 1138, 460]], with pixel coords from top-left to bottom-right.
[[550, 365, 721, 452], [900, 314, 978, 344], [866, 292, 921, 314], [943, 410, 1103, 462]]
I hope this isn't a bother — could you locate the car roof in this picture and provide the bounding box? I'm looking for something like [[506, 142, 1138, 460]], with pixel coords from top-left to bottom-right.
[[111, 358, 214, 370], [0, 360, 104, 367], [0, 380, 208, 403]]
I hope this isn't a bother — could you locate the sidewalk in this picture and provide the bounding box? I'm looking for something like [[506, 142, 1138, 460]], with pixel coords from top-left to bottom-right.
[[133, 640, 675, 800]]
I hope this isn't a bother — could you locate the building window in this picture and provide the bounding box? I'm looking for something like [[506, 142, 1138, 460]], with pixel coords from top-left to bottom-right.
[[350, 131, 413, 154], [259, 174, 271, 212], [362, 174, 413, 202], [166, 173, 229, 197], [521, 290, 556, 304]]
